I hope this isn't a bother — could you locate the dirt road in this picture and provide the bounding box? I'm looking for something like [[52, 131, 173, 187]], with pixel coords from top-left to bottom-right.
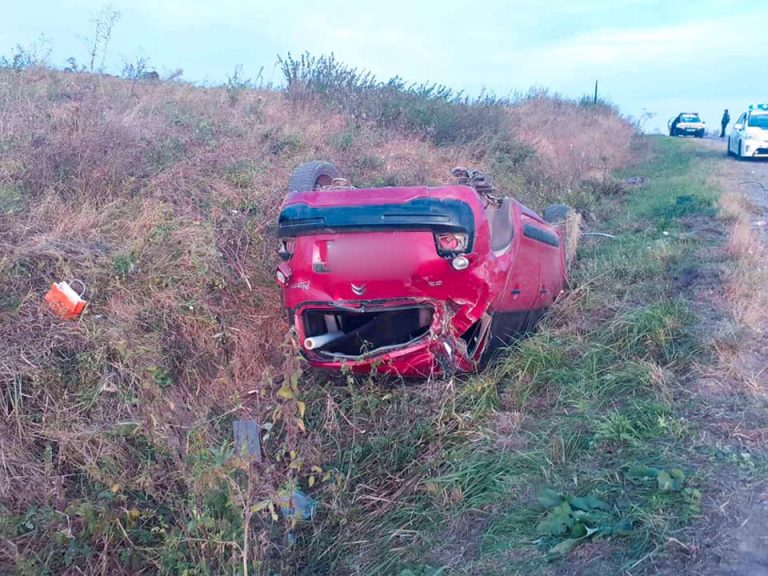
[[678, 137, 768, 576]]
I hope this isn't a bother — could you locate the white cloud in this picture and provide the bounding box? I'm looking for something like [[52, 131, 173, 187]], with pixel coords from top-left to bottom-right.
[[503, 11, 767, 89]]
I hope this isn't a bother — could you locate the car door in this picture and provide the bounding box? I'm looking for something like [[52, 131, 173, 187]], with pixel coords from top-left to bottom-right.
[[733, 113, 747, 153], [493, 202, 540, 314], [485, 198, 517, 300]]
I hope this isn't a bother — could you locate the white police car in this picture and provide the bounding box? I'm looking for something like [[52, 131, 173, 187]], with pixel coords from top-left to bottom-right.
[[728, 104, 768, 159], [669, 113, 706, 138]]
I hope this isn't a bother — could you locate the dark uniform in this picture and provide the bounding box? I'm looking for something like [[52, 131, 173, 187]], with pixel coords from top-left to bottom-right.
[[720, 109, 730, 138]]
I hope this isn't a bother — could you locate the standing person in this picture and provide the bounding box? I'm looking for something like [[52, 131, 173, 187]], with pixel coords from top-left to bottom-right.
[[720, 109, 730, 138], [669, 114, 680, 136]]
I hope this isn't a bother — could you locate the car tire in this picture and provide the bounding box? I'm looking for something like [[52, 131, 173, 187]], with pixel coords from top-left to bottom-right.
[[696, 130, 704, 138], [288, 160, 343, 192], [739, 142, 745, 160], [727, 138, 733, 156]]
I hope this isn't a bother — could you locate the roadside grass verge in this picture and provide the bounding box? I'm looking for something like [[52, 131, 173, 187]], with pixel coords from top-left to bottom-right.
[[268, 137, 724, 575], [718, 187, 768, 332], [0, 64, 638, 575]]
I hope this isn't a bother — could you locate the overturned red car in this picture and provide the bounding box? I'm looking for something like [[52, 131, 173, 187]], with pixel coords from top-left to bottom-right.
[[275, 161, 569, 378]]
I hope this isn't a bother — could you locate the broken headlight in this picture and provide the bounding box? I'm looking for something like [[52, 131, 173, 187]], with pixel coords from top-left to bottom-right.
[[278, 239, 295, 261], [435, 232, 468, 256]]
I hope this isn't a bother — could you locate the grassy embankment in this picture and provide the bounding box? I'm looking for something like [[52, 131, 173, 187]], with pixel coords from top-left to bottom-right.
[[4, 57, 743, 576], [297, 138, 737, 575]]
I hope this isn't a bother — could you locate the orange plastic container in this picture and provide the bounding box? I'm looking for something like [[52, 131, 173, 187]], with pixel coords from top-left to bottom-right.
[[44, 280, 87, 320]]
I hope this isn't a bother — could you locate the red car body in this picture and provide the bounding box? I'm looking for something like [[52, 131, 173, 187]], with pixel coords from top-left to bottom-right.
[[276, 176, 566, 378]]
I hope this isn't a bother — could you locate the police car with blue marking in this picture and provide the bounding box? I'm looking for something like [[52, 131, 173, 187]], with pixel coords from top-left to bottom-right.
[[728, 104, 768, 159]]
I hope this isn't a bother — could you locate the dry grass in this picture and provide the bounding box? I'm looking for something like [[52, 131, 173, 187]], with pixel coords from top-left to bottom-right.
[[718, 190, 768, 331], [562, 209, 583, 271], [0, 66, 637, 573], [511, 96, 636, 190], [694, 184, 768, 398]]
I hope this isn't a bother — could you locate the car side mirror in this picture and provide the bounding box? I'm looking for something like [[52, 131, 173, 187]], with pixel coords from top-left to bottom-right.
[[735, 124, 743, 130]]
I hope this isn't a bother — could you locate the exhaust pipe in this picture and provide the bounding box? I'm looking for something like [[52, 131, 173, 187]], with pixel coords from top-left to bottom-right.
[[304, 332, 344, 350]]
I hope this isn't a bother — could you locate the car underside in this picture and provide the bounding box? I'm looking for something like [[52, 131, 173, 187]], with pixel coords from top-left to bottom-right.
[[275, 161, 568, 378]]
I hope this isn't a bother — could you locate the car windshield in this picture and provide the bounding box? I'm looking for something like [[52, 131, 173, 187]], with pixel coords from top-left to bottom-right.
[[679, 115, 700, 123], [748, 114, 768, 129]]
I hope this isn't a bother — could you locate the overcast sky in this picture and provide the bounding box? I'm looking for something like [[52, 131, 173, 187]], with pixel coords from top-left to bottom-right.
[[2, 0, 766, 132]]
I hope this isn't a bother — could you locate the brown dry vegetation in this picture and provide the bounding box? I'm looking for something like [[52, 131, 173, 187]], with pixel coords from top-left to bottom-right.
[[719, 189, 768, 331], [0, 66, 636, 574], [696, 182, 768, 401]]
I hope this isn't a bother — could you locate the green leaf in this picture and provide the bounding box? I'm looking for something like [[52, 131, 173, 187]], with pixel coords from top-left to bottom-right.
[[570, 523, 588, 538], [545, 537, 582, 561], [251, 500, 271, 513], [670, 468, 686, 490], [568, 495, 610, 512], [626, 464, 658, 483], [656, 470, 672, 491], [536, 501, 574, 536], [611, 517, 634, 536], [537, 488, 564, 508], [573, 509, 614, 531], [657, 468, 685, 492]]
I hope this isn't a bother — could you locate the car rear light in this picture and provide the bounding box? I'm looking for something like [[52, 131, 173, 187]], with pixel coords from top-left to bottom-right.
[[435, 232, 468, 256], [276, 263, 292, 285], [451, 255, 470, 270], [278, 239, 295, 261]]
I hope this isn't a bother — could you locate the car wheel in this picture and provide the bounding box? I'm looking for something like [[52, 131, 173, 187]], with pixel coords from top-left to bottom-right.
[[696, 130, 704, 138], [727, 138, 733, 156], [288, 160, 343, 192], [739, 142, 745, 160]]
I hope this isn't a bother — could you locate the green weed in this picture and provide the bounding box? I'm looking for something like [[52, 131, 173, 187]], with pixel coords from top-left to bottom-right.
[[111, 253, 135, 278], [225, 159, 264, 189], [603, 300, 695, 364], [146, 137, 186, 173], [0, 183, 23, 214], [269, 131, 302, 156]]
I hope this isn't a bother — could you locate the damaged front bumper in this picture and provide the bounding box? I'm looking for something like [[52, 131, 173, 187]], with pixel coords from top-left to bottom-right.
[[294, 300, 482, 377]]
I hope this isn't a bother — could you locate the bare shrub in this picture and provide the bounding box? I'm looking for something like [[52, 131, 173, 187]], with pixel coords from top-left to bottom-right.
[[278, 51, 511, 146]]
